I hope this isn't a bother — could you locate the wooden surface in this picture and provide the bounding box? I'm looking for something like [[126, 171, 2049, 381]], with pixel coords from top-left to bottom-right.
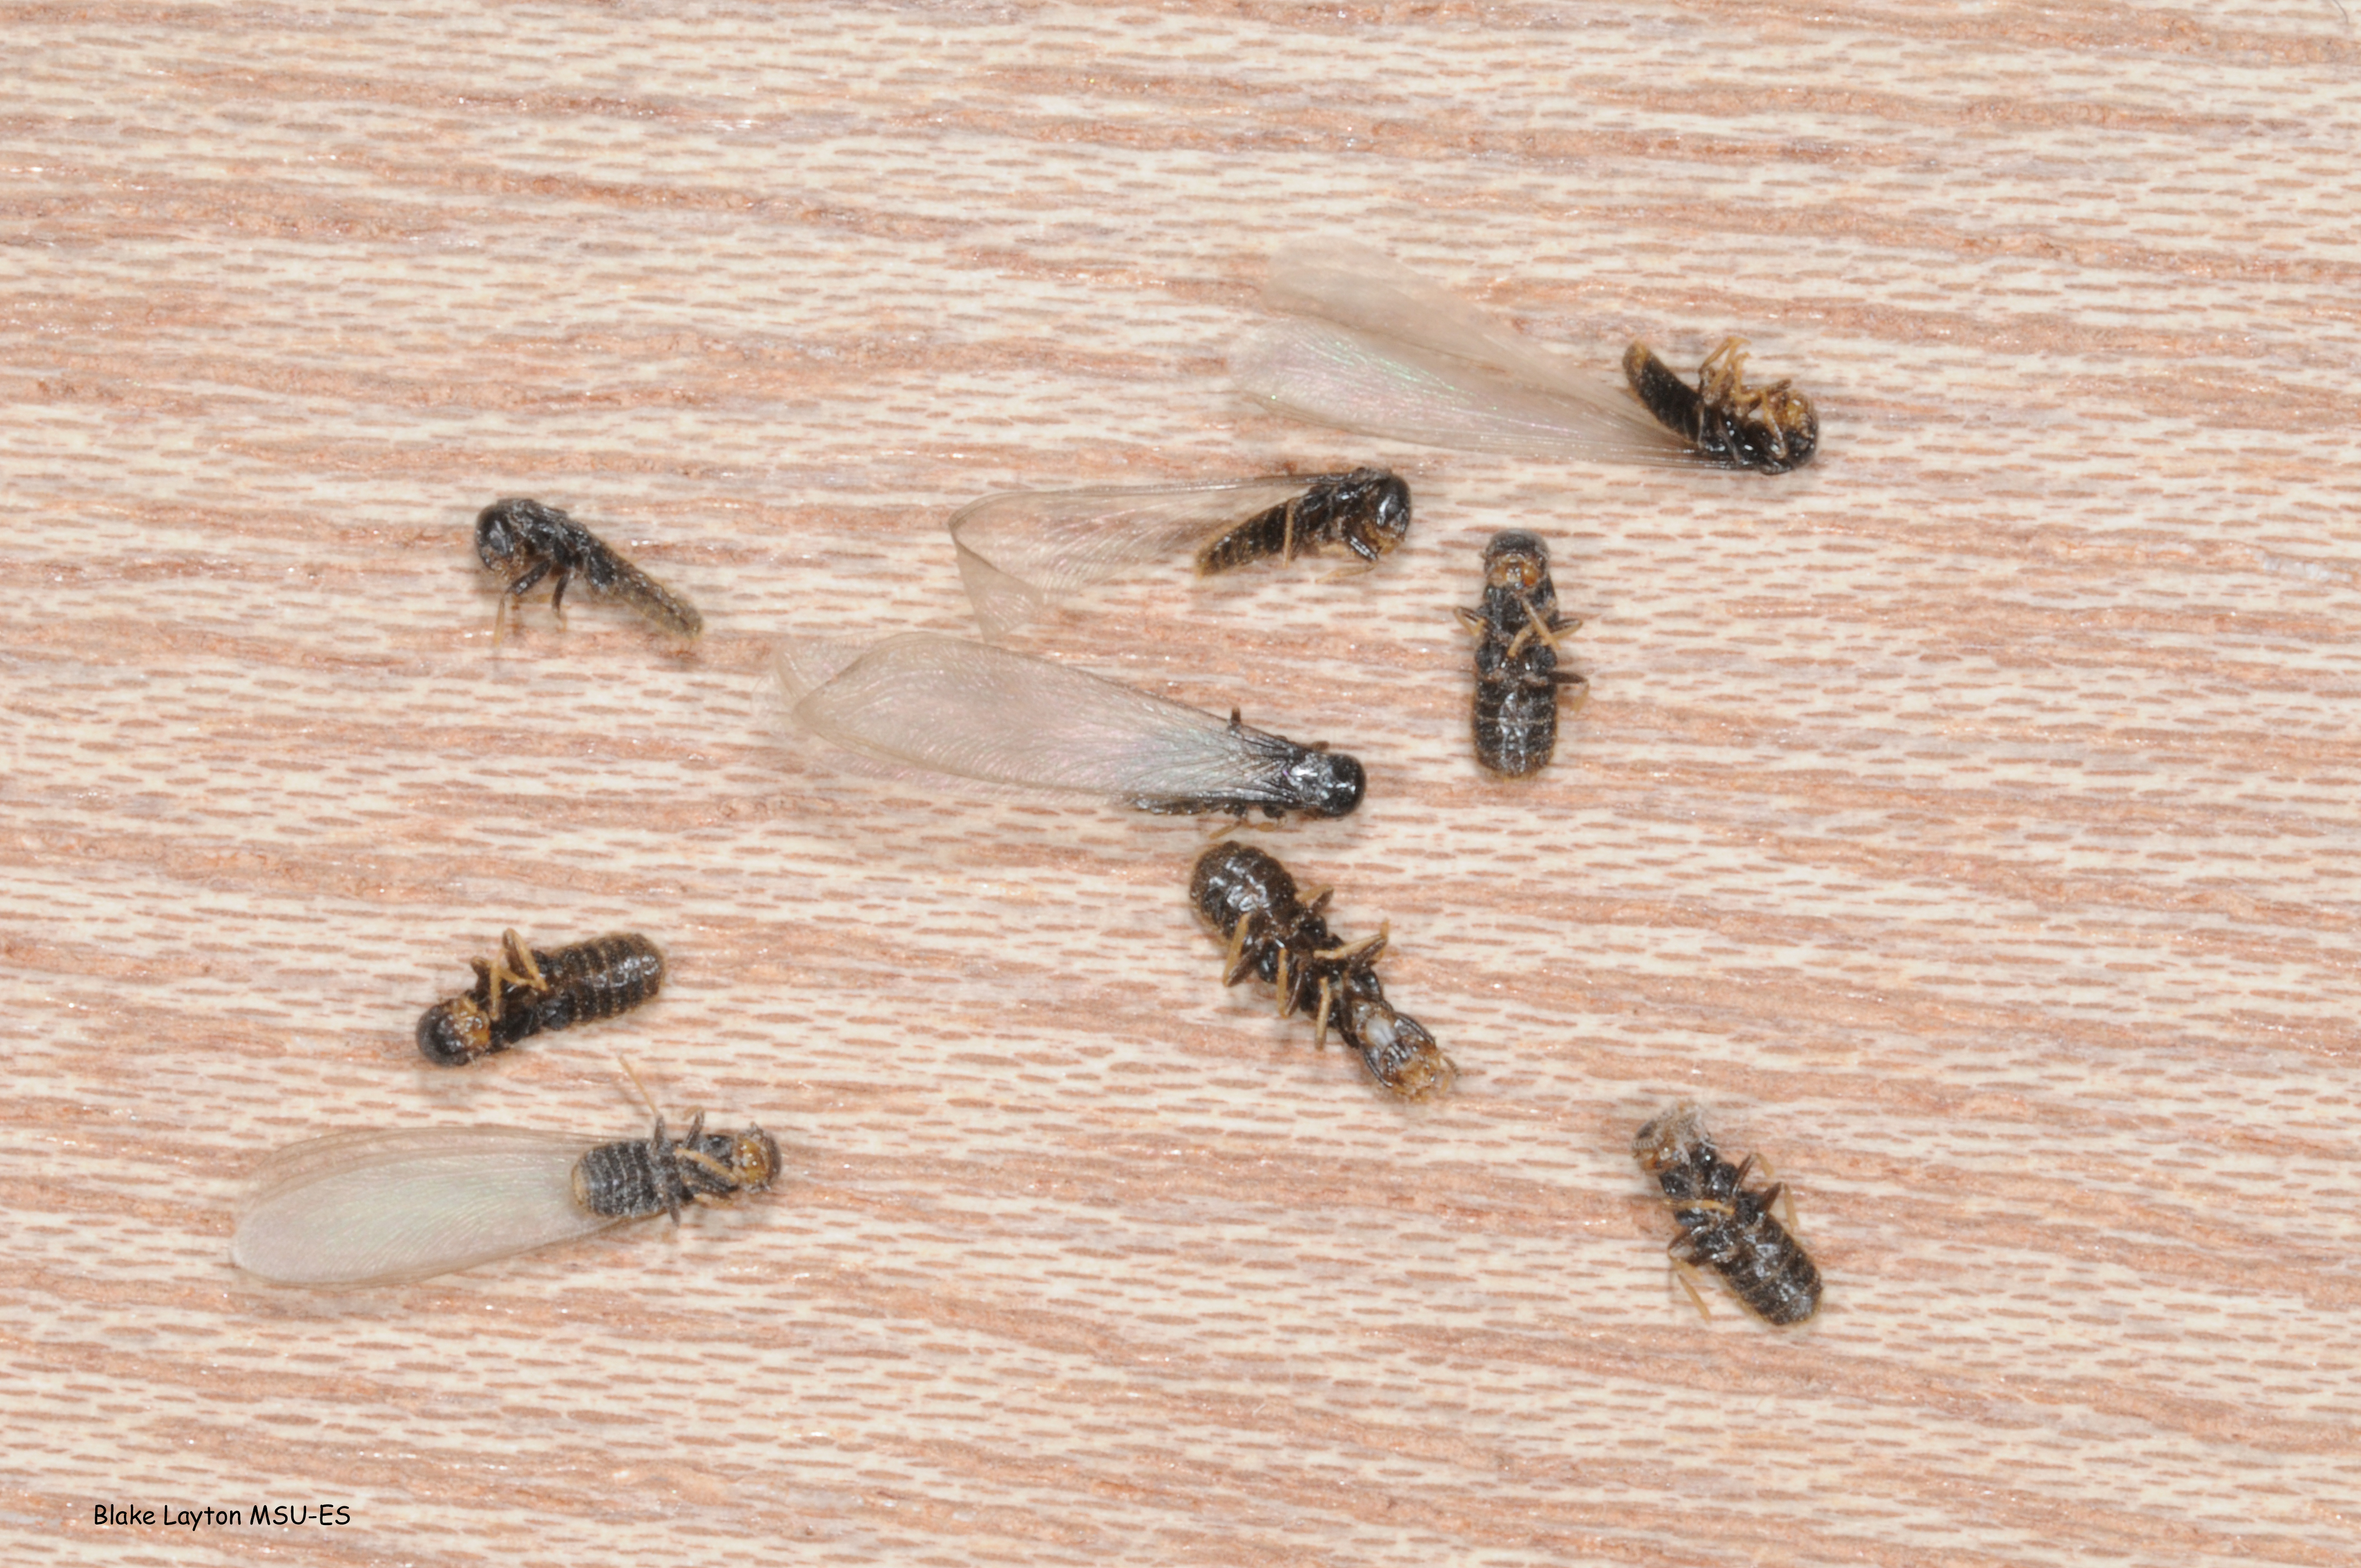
[[6, 3, 2359, 1564]]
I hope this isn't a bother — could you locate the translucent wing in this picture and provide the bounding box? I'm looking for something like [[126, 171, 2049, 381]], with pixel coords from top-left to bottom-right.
[[1236, 242, 1695, 467], [950, 478, 1318, 636], [781, 633, 1357, 816], [233, 1127, 613, 1287]]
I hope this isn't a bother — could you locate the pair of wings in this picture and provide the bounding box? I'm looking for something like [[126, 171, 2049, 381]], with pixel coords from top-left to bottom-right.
[[777, 634, 1334, 814], [233, 1127, 621, 1287], [1234, 241, 1701, 469]]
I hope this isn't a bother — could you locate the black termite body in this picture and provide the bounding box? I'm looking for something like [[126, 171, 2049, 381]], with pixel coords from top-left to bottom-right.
[[417, 930, 666, 1066], [1194, 467, 1412, 574], [475, 498, 704, 637], [1457, 531, 1585, 777], [1631, 1103, 1822, 1325], [1622, 339, 1819, 475], [1189, 843, 1452, 1100], [574, 1112, 782, 1222]]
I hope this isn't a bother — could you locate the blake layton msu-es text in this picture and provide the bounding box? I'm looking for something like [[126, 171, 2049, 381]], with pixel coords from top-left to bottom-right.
[[95, 1504, 352, 1529]]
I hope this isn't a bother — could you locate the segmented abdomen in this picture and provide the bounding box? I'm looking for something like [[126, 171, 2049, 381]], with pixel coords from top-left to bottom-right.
[[513, 933, 665, 1042]]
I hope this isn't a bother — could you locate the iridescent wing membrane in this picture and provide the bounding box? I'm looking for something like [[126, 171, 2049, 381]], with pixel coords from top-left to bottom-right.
[[1233, 242, 1699, 467], [233, 1127, 615, 1287], [781, 634, 1362, 818], [950, 478, 1322, 636]]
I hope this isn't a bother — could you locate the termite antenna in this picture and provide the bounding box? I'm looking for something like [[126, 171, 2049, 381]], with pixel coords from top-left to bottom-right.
[[617, 1056, 662, 1122]]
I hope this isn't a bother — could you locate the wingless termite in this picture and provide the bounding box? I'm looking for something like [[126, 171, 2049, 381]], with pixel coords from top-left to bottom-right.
[[1459, 531, 1584, 777], [476, 498, 704, 638], [777, 633, 1364, 819], [949, 470, 1412, 635], [416, 930, 666, 1066], [1189, 843, 1452, 1100], [1232, 242, 1818, 474], [232, 1107, 781, 1287], [1631, 1103, 1822, 1325]]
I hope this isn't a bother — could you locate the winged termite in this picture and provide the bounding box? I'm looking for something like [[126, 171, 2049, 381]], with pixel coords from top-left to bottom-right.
[[775, 633, 1364, 818], [232, 1113, 780, 1287], [1232, 243, 1818, 474], [949, 470, 1411, 636]]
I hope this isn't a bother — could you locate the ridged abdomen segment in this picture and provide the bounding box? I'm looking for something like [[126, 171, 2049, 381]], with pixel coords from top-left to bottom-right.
[[521, 933, 665, 1037], [1473, 649, 1559, 777]]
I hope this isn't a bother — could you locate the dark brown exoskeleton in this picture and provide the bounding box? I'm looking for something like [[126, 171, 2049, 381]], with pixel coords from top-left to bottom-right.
[[1623, 339, 1819, 474], [1631, 1103, 1822, 1325], [1194, 468, 1412, 575], [1189, 843, 1452, 1100], [1456, 532, 1585, 777], [475, 498, 704, 637], [416, 930, 666, 1066], [572, 1112, 781, 1221]]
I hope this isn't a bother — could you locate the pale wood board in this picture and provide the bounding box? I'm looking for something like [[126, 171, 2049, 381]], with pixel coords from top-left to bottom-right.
[[5, 2, 2359, 1564]]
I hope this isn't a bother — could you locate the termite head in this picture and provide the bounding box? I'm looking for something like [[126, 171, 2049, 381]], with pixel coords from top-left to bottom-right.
[[1282, 750, 1364, 819], [1343, 470, 1413, 563], [475, 498, 553, 570], [717, 1126, 784, 1193], [1482, 531, 1550, 594], [1694, 340, 1818, 475], [1631, 1102, 1711, 1175], [416, 996, 494, 1066], [1349, 1002, 1453, 1102]]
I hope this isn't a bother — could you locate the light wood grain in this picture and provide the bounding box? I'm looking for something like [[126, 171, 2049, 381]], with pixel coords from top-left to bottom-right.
[[6, 2, 2359, 1564]]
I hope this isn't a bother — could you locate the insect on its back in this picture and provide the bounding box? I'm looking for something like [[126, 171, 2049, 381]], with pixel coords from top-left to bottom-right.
[[231, 1113, 782, 1288], [1460, 531, 1584, 777], [1631, 1103, 1821, 1325], [417, 931, 666, 1066], [1189, 844, 1453, 1100], [1622, 340, 1819, 475], [572, 1113, 782, 1222], [1194, 468, 1412, 575]]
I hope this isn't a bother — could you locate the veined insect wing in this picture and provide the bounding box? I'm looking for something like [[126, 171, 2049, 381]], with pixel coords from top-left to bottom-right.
[[232, 1128, 616, 1287], [1237, 243, 1694, 467], [949, 477, 1319, 636], [779, 633, 1361, 818]]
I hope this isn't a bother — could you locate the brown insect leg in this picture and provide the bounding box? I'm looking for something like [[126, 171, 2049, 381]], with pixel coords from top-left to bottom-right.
[[1671, 1259, 1715, 1321], [482, 929, 549, 1023], [1312, 974, 1336, 1047], [1221, 914, 1258, 987]]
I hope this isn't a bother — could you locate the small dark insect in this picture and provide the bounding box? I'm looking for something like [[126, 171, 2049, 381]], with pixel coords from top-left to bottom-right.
[[1457, 531, 1585, 777], [1189, 843, 1452, 1100], [1194, 467, 1412, 574], [946, 470, 1412, 636], [416, 930, 666, 1066], [1631, 1103, 1822, 1326], [232, 1112, 780, 1287], [572, 1111, 781, 1223], [475, 498, 703, 638], [1622, 339, 1819, 475]]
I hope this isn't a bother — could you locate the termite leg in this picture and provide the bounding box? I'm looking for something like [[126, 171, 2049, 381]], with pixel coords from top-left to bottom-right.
[[1272, 945, 1294, 1017], [482, 929, 548, 1022], [1221, 915, 1259, 987], [1312, 974, 1336, 1047], [1671, 1259, 1715, 1321], [547, 567, 573, 628], [1454, 605, 1489, 639], [1508, 595, 1563, 653]]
